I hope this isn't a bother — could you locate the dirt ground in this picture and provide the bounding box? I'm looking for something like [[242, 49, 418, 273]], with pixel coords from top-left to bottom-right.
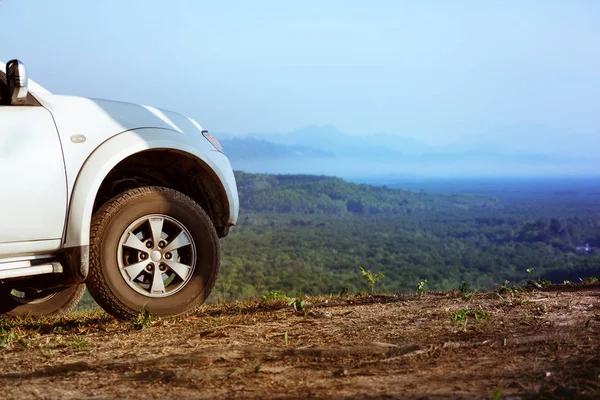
[[0, 283, 599, 399]]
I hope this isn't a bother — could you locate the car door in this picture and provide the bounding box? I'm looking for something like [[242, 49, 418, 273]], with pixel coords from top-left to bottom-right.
[[0, 96, 67, 257]]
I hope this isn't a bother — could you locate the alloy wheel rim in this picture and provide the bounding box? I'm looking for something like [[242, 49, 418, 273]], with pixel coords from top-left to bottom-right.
[[117, 214, 196, 298], [9, 288, 58, 304]]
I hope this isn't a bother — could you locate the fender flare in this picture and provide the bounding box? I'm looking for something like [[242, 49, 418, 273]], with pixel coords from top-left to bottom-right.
[[63, 127, 238, 248]]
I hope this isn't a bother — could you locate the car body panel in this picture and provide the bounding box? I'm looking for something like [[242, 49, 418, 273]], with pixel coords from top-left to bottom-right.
[[0, 61, 239, 261], [63, 127, 239, 248], [0, 240, 62, 258], [33, 93, 219, 198], [0, 107, 67, 256]]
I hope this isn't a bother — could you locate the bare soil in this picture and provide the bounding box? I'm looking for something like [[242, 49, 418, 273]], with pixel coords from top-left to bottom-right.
[[1, 283, 599, 399]]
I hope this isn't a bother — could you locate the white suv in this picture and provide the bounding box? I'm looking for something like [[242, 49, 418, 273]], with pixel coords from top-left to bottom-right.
[[0, 60, 239, 319]]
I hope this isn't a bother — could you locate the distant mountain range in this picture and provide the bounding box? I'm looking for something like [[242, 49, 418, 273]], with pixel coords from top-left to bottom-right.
[[218, 124, 600, 179], [220, 137, 334, 160]]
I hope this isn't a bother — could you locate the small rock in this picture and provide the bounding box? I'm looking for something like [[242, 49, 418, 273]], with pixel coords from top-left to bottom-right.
[[333, 368, 348, 377], [308, 310, 332, 319]]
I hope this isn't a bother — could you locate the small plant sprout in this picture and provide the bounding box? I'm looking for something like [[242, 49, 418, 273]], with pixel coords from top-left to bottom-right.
[[526, 268, 535, 279], [261, 290, 288, 301], [525, 269, 552, 288], [463, 291, 475, 301], [359, 267, 385, 294], [67, 336, 87, 351], [450, 308, 488, 330], [458, 282, 469, 293], [132, 306, 152, 330], [288, 297, 306, 312], [416, 279, 427, 295], [498, 280, 513, 294], [0, 328, 15, 350], [491, 388, 503, 400], [537, 278, 551, 288]]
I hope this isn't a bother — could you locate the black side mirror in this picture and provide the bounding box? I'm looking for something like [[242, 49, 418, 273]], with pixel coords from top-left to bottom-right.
[[6, 59, 29, 105]]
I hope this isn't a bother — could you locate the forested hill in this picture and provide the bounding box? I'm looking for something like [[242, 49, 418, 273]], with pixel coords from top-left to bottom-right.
[[214, 174, 600, 302], [234, 171, 500, 215]]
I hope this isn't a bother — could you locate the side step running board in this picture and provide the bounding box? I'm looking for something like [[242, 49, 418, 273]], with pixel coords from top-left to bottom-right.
[[0, 260, 63, 280]]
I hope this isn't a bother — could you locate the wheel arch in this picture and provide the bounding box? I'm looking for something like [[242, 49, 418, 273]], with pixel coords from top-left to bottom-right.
[[63, 127, 238, 249]]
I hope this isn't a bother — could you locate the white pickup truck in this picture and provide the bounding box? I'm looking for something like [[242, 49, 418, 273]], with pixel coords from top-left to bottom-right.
[[0, 59, 239, 319]]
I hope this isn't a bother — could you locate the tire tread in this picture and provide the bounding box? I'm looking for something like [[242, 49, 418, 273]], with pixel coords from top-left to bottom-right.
[[87, 186, 220, 320]]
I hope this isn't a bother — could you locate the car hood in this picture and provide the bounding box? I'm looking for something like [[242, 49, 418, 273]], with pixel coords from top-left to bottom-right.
[[35, 93, 205, 137], [33, 92, 209, 192]]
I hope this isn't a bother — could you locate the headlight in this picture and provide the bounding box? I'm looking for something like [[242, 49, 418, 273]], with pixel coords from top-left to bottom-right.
[[202, 130, 223, 152]]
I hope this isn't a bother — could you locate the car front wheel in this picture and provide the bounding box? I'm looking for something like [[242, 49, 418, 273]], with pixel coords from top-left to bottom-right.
[[86, 186, 220, 320]]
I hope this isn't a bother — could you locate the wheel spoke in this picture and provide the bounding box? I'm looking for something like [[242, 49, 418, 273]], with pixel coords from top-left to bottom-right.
[[163, 231, 191, 252], [117, 213, 196, 298], [150, 269, 166, 294], [163, 259, 192, 281], [123, 261, 147, 281], [149, 217, 164, 246], [122, 233, 147, 252]]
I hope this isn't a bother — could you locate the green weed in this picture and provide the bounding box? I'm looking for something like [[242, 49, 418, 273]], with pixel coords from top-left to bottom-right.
[[526, 268, 535, 279], [525, 268, 553, 289], [463, 291, 476, 301], [132, 306, 152, 330], [261, 290, 288, 301], [287, 297, 306, 312], [416, 279, 427, 296], [491, 388, 503, 400], [66, 336, 87, 351], [537, 278, 551, 288], [39, 345, 52, 358], [498, 280, 514, 294], [450, 308, 489, 329], [0, 328, 15, 349], [359, 267, 385, 294]]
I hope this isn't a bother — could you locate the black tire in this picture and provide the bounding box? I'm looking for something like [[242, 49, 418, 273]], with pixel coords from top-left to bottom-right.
[[87, 186, 220, 320], [0, 282, 85, 317]]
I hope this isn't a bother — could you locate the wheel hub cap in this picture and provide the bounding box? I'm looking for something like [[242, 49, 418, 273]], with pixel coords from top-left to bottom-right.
[[116, 214, 196, 298], [150, 250, 162, 262]]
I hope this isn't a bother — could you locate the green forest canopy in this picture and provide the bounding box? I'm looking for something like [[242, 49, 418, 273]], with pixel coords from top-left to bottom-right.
[[212, 172, 600, 302]]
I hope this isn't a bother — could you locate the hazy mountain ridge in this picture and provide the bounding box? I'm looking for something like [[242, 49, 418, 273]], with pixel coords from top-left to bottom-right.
[[218, 124, 600, 178], [220, 137, 334, 161], [444, 123, 600, 158]]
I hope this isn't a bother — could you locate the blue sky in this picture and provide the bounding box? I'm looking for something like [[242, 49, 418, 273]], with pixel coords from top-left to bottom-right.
[[1, 0, 599, 145]]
